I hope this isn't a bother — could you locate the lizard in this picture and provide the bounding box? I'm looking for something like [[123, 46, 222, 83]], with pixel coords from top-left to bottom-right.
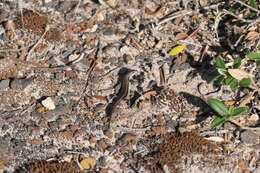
[[105, 68, 136, 128]]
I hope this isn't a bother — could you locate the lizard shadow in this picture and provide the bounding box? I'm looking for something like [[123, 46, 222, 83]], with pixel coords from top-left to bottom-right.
[[186, 52, 219, 84], [179, 92, 214, 124]]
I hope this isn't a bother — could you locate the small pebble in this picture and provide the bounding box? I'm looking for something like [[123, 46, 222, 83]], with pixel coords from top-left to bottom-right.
[[0, 79, 10, 90], [240, 130, 259, 144], [253, 167, 260, 173], [103, 29, 115, 36], [10, 78, 33, 90], [56, 1, 77, 13], [42, 97, 56, 110], [248, 114, 259, 121], [0, 137, 9, 153]]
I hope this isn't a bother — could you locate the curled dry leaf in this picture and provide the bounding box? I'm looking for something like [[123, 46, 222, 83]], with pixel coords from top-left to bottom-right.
[[239, 92, 255, 107], [145, 4, 162, 15], [143, 90, 156, 99], [228, 69, 250, 81], [0, 157, 9, 170], [245, 31, 259, 41], [5, 20, 15, 40], [175, 32, 188, 41], [205, 136, 224, 143], [79, 157, 96, 170], [248, 26, 257, 31], [35, 107, 50, 114], [248, 114, 259, 121], [224, 100, 236, 106], [159, 66, 165, 85], [145, 7, 154, 15], [238, 160, 248, 171]]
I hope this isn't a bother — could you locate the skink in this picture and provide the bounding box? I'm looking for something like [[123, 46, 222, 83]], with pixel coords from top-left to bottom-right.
[[105, 68, 135, 126]]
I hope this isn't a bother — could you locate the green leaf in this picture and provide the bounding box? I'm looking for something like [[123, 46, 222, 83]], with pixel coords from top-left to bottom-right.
[[228, 106, 235, 116], [249, 11, 257, 18], [231, 107, 249, 116], [208, 98, 229, 116], [249, 0, 258, 17], [211, 117, 227, 128], [215, 57, 226, 69], [233, 58, 242, 68], [256, 60, 260, 66], [224, 77, 235, 85], [218, 68, 228, 76], [246, 52, 260, 60], [239, 78, 252, 87], [250, 0, 257, 8], [228, 7, 236, 13], [229, 79, 239, 91], [217, 75, 225, 84]]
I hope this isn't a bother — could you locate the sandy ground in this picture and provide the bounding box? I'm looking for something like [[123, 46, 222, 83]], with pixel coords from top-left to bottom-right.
[[0, 0, 259, 173]]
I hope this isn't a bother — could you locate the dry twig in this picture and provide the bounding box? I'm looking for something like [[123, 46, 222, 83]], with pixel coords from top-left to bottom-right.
[[222, 9, 257, 23], [232, 0, 260, 14], [26, 26, 49, 60], [116, 126, 151, 132]]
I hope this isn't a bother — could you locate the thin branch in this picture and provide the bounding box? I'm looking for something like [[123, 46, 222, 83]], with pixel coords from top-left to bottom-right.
[[223, 9, 249, 23], [200, 130, 230, 136], [233, 0, 260, 14], [223, 9, 260, 23], [17, 0, 24, 28], [179, 40, 202, 48], [26, 26, 49, 60], [214, 11, 224, 42], [229, 119, 260, 131], [158, 2, 225, 25], [116, 126, 151, 132], [158, 10, 193, 25], [74, 0, 82, 15]]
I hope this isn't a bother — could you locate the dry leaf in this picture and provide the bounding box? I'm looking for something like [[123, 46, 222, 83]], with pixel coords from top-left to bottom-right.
[[168, 45, 186, 56], [245, 31, 259, 40], [143, 90, 156, 99], [239, 92, 255, 107], [5, 21, 15, 40], [174, 54, 188, 65], [35, 107, 50, 114], [248, 26, 257, 31], [228, 69, 250, 81], [80, 157, 96, 170], [0, 158, 9, 170], [248, 114, 259, 121], [175, 33, 188, 41], [238, 160, 247, 171], [159, 66, 165, 85], [205, 136, 224, 142], [224, 100, 236, 106], [145, 5, 162, 15], [174, 16, 183, 25], [145, 7, 154, 15]]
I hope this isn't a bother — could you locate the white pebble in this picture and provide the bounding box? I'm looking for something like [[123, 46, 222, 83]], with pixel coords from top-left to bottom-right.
[[42, 97, 56, 110]]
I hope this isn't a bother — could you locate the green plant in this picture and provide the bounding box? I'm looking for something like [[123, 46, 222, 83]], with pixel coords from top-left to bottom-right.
[[207, 98, 249, 128], [246, 52, 260, 66], [210, 56, 252, 91], [228, 0, 259, 19]]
